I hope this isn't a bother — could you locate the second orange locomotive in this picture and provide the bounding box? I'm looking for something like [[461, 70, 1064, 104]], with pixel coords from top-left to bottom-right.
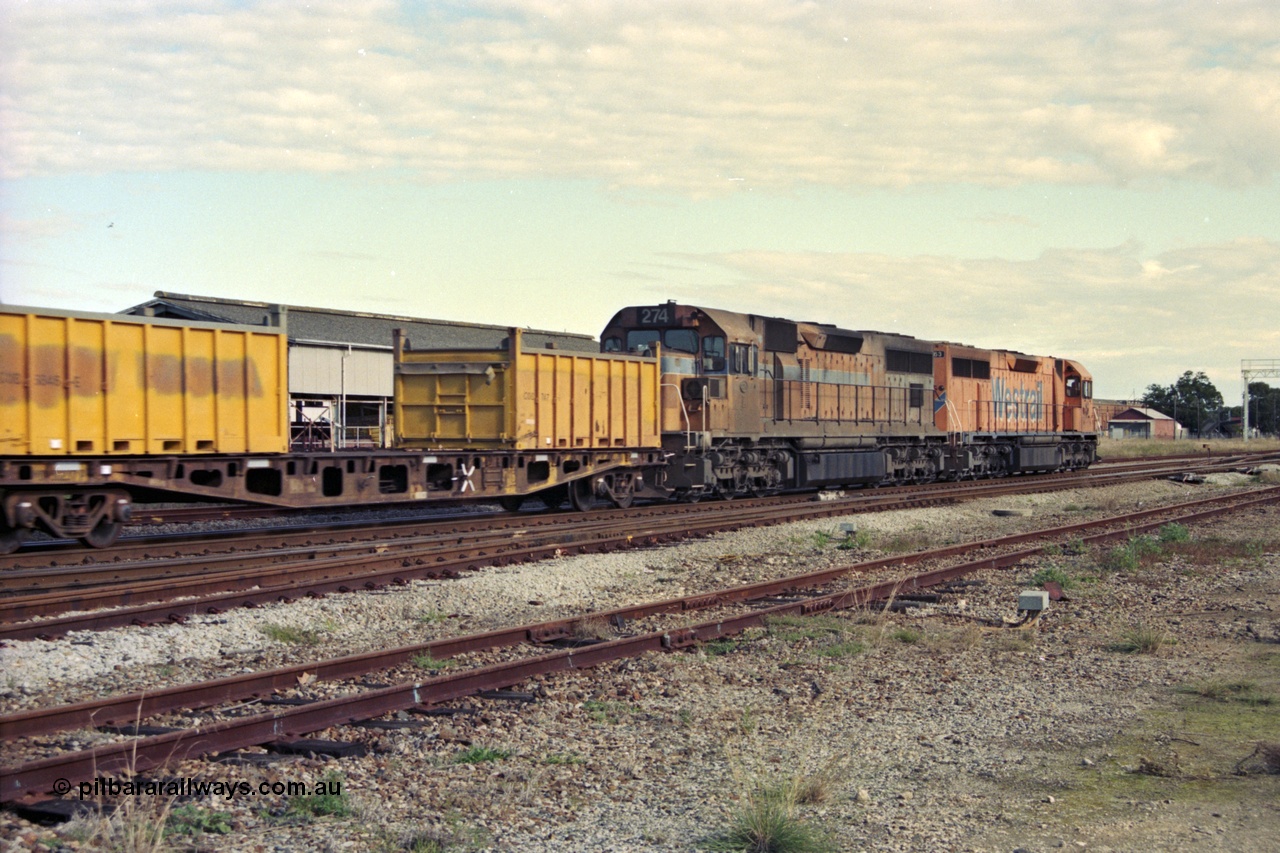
[[600, 301, 1096, 501]]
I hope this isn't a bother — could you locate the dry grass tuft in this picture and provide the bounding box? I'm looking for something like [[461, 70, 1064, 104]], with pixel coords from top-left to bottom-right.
[[60, 789, 175, 853], [573, 617, 613, 640]]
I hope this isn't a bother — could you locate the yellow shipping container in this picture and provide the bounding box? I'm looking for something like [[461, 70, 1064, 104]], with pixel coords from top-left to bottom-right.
[[0, 306, 289, 456], [394, 328, 660, 451]]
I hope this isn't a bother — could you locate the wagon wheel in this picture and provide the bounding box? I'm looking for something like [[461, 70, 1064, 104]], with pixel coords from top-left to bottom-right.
[[604, 473, 635, 510], [567, 478, 597, 512], [0, 524, 28, 555], [536, 485, 569, 510], [498, 495, 526, 512], [80, 519, 121, 549]]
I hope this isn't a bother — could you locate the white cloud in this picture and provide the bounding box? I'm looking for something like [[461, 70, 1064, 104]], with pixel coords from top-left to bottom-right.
[[3, 1, 1279, 190]]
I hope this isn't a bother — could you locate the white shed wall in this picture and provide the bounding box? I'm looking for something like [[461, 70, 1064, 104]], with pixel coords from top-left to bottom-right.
[[289, 346, 393, 397]]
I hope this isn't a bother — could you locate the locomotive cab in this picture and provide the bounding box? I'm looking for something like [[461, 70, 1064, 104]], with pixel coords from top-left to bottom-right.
[[1060, 360, 1095, 433], [601, 302, 764, 439], [601, 302, 779, 499]]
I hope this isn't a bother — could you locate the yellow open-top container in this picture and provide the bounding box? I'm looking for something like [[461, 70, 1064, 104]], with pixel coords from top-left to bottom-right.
[[394, 328, 660, 451], [0, 305, 289, 456]]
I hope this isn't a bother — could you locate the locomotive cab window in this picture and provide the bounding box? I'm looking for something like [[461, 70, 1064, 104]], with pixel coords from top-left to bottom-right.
[[729, 343, 757, 375], [603, 336, 623, 353], [1065, 376, 1080, 397], [702, 336, 726, 372], [1083, 380, 1093, 399], [626, 328, 699, 355], [626, 329, 661, 354], [663, 329, 699, 354]]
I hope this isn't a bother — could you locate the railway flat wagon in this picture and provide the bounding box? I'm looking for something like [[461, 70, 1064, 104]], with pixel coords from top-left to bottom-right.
[[394, 328, 663, 509]]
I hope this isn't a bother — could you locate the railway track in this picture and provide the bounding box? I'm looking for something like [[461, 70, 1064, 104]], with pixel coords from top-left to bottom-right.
[[2, 455, 1273, 640], [113, 450, 1235, 526], [5, 453, 1272, 570], [3, 483, 1276, 805]]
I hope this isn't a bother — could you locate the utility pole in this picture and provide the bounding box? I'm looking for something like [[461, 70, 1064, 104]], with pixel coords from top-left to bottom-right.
[[1242, 360, 1280, 442]]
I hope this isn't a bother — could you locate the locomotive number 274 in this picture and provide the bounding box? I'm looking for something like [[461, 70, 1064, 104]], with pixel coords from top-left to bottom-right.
[[639, 306, 672, 325]]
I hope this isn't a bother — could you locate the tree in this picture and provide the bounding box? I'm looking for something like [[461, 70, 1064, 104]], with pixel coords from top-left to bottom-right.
[[1141, 371, 1224, 436], [1245, 381, 1280, 436]]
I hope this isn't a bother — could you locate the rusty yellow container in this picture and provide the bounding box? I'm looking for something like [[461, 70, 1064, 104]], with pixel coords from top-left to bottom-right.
[[395, 328, 660, 451], [0, 306, 289, 455]]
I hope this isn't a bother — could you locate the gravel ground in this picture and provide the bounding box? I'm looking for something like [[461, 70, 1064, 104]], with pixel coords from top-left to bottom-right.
[[2, 476, 1278, 852]]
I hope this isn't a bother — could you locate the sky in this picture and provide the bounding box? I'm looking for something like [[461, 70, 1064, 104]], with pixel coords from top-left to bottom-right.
[[2, 1, 1278, 402]]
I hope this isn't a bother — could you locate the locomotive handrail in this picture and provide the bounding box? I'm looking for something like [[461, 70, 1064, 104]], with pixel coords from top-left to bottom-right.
[[661, 382, 694, 451]]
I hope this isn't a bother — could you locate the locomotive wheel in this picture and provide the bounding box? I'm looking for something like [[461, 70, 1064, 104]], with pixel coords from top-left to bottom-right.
[[498, 495, 526, 512], [80, 520, 122, 549], [0, 525, 28, 555], [568, 478, 596, 512]]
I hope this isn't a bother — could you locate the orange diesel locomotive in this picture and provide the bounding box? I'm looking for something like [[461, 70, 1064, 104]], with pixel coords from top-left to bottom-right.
[[600, 302, 1096, 501]]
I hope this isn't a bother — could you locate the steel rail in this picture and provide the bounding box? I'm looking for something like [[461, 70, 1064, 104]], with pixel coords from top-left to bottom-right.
[[2, 485, 1275, 794], [4, 484, 1276, 744], [0, 463, 1240, 638], [7, 452, 1271, 572], [0, 462, 1270, 639], [4, 486, 1276, 803], [6, 453, 1254, 595]]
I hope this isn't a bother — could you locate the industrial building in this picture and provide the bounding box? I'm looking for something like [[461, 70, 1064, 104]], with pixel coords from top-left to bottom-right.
[[123, 292, 598, 449], [1104, 406, 1184, 440]]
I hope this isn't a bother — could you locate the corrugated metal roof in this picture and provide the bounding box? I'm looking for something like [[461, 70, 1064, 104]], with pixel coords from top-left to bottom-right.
[[121, 291, 599, 353]]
